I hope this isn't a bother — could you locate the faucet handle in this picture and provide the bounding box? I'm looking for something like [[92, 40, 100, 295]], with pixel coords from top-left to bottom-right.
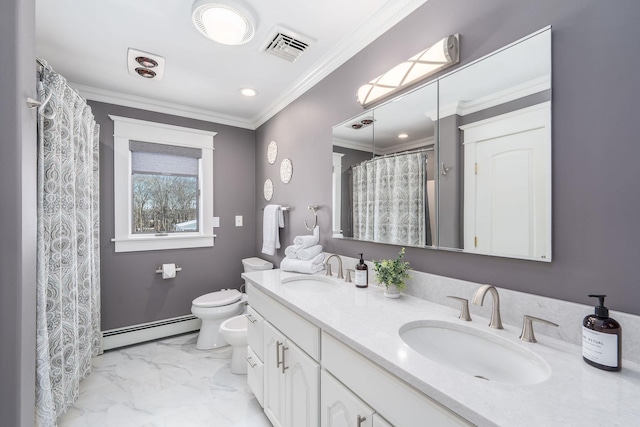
[[446, 296, 472, 321], [519, 315, 559, 343], [345, 269, 355, 283]]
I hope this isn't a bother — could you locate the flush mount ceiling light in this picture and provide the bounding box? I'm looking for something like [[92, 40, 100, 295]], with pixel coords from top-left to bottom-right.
[[398, 133, 409, 139], [357, 34, 459, 108], [192, 0, 256, 45]]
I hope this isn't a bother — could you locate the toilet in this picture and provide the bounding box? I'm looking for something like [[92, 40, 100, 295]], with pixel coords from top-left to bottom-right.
[[220, 314, 248, 374], [191, 257, 273, 351]]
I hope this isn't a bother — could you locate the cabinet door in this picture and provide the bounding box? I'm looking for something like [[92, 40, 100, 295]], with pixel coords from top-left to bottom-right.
[[372, 414, 392, 427], [285, 340, 320, 427], [321, 370, 373, 427], [264, 322, 286, 427]]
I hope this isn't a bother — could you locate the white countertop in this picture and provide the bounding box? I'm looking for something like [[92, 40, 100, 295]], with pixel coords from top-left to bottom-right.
[[242, 269, 640, 427]]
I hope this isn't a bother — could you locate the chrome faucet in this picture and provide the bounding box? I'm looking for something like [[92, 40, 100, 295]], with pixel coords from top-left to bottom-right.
[[472, 285, 503, 329], [324, 254, 344, 279]]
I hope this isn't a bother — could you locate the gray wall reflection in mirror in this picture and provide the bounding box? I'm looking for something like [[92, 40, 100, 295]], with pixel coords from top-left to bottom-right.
[[332, 27, 551, 262]]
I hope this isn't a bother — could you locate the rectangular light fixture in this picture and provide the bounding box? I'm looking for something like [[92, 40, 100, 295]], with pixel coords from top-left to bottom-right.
[[357, 34, 459, 108]]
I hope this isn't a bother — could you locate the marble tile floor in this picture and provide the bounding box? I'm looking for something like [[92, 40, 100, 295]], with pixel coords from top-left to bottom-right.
[[58, 333, 272, 427]]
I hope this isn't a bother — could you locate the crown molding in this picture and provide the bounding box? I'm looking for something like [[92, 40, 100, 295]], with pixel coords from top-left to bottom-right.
[[332, 137, 373, 153], [73, 83, 255, 130], [251, 0, 429, 128]]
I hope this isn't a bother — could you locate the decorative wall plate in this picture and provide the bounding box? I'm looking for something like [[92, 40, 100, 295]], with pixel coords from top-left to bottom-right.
[[263, 178, 274, 201], [267, 141, 278, 165], [280, 158, 293, 183]]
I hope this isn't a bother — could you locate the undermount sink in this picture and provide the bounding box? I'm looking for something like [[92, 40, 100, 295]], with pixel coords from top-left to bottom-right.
[[280, 275, 339, 293], [399, 320, 551, 385]]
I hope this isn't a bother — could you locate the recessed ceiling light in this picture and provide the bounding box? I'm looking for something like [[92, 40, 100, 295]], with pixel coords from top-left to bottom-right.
[[240, 87, 257, 97], [192, 0, 256, 45], [398, 133, 409, 139]]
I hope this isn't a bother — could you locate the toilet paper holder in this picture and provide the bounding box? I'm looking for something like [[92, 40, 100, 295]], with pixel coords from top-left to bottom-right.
[[155, 265, 183, 274]]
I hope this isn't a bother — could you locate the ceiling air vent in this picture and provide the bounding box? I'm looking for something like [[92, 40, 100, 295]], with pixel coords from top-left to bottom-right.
[[262, 25, 314, 63]]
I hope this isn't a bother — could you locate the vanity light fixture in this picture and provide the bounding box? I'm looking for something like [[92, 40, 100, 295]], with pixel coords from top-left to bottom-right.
[[192, 0, 256, 45], [357, 34, 459, 108]]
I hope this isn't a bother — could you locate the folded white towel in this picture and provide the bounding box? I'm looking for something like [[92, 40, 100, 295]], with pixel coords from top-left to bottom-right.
[[285, 244, 301, 258], [280, 253, 325, 274], [297, 244, 323, 261], [293, 226, 319, 249], [261, 205, 285, 256]]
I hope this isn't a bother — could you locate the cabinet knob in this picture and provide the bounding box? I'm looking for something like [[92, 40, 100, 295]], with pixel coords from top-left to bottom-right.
[[357, 415, 367, 426]]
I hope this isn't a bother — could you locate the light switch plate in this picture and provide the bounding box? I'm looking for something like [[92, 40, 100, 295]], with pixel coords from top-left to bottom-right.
[[235, 215, 243, 227], [213, 217, 220, 228]]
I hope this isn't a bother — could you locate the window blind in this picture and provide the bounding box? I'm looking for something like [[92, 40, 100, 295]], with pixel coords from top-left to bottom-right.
[[130, 140, 201, 176]]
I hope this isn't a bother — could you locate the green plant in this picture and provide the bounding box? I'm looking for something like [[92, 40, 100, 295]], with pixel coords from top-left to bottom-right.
[[373, 248, 411, 290]]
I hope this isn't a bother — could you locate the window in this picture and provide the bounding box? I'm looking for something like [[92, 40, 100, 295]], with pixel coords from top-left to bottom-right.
[[111, 116, 216, 252]]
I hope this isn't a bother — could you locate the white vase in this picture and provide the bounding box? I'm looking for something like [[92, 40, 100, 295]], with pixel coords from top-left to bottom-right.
[[384, 283, 401, 299]]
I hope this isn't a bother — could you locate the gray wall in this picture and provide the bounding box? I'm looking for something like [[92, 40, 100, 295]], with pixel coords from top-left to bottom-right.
[[0, 0, 37, 425], [255, 0, 640, 315], [90, 102, 257, 330]]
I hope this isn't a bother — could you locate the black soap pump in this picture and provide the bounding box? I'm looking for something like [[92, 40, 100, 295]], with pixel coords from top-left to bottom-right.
[[355, 253, 368, 288], [582, 294, 622, 371]]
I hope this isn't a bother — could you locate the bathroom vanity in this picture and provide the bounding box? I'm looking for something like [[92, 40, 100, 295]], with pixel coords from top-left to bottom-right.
[[242, 268, 640, 426]]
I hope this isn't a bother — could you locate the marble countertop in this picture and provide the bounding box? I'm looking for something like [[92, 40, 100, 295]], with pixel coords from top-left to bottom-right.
[[242, 269, 640, 427]]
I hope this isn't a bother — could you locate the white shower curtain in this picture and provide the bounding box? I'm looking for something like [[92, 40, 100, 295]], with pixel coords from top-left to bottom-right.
[[35, 63, 101, 426], [352, 152, 427, 246]]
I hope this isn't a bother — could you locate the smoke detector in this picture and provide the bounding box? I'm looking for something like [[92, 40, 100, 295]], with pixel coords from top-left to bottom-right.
[[261, 25, 314, 63], [127, 48, 165, 80]]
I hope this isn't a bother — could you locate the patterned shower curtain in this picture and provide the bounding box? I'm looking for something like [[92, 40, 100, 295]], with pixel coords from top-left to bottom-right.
[[352, 152, 427, 246], [35, 63, 101, 426]]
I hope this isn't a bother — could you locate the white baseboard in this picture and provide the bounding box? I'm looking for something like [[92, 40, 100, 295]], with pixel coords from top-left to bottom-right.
[[101, 315, 201, 351]]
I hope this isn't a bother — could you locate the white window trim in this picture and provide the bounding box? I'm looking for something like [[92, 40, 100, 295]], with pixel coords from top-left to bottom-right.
[[110, 115, 216, 252]]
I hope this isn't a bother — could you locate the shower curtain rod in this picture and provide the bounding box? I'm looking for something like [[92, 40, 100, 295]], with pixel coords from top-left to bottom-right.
[[35, 57, 86, 102]]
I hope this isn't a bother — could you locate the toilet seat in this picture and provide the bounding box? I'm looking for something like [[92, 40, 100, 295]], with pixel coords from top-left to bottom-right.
[[192, 289, 241, 308]]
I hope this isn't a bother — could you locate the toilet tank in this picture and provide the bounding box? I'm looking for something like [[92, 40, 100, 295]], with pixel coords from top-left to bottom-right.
[[242, 257, 274, 272]]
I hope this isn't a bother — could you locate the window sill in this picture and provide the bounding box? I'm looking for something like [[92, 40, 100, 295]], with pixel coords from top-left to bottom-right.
[[112, 234, 216, 253]]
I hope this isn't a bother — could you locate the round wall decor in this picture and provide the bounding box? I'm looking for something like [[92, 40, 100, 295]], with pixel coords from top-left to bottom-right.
[[267, 141, 278, 164], [263, 178, 274, 201], [280, 158, 293, 183]]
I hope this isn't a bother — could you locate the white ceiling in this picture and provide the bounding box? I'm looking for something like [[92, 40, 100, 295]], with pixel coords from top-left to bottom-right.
[[35, 0, 427, 129]]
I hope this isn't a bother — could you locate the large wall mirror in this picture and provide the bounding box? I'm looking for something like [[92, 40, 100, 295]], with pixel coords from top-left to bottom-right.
[[332, 27, 552, 262]]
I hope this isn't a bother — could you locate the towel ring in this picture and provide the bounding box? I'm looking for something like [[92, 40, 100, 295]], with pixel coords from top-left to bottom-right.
[[304, 205, 319, 231]]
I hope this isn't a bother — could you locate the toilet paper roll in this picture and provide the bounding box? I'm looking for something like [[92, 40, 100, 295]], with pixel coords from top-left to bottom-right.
[[162, 263, 176, 279]]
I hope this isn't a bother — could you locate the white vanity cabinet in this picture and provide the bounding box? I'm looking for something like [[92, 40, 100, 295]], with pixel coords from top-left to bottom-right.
[[247, 283, 320, 427], [264, 322, 319, 427]]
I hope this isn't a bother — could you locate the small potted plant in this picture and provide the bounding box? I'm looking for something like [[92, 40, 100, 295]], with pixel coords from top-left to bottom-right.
[[373, 248, 411, 299]]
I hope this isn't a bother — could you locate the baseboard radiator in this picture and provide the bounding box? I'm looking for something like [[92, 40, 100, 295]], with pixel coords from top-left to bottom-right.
[[101, 314, 201, 352]]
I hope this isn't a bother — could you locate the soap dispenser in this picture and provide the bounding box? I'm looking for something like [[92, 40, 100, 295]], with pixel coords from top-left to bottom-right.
[[582, 294, 622, 371], [355, 253, 368, 288]]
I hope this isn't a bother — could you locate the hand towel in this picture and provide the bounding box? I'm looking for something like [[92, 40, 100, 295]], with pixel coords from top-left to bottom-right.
[[297, 244, 323, 261], [261, 204, 284, 255], [280, 253, 325, 274], [285, 244, 302, 258], [293, 226, 320, 249]]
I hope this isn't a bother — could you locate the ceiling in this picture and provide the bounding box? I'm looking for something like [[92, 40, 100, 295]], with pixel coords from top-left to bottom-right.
[[35, 0, 427, 129]]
